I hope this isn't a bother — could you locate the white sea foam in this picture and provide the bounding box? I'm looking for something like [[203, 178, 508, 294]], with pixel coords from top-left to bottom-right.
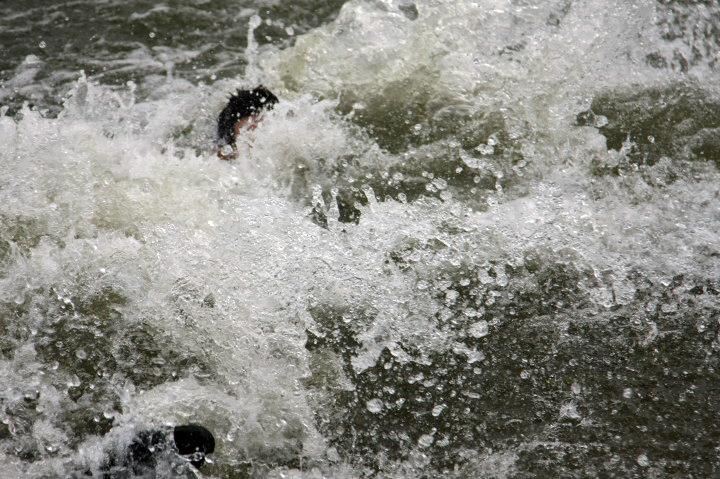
[[1, 0, 719, 477]]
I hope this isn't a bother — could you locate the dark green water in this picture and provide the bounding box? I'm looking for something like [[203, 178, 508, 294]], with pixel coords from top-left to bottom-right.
[[0, 0, 346, 115]]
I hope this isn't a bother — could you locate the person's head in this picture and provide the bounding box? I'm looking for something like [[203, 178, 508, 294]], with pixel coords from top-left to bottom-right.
[[123, 423, 216, 475], [217, 85, 278, 153], [173, 424, 215, 469]]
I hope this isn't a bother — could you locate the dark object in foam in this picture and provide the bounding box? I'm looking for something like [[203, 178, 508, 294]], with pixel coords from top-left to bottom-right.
[[217, 86, 278, 146], [85, 423, 215, 478]]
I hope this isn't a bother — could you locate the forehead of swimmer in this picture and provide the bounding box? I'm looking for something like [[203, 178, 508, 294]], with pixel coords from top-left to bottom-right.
[[233, 113, 263, 134], [173, 424, 215, 468]]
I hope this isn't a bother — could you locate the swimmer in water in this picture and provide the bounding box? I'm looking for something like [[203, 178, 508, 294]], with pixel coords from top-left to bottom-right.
[[82, 423, 215, 478], [216, 85, 278, 160]]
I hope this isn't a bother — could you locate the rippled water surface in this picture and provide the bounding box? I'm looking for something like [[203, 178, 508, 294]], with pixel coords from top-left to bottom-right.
[[1, 0, 720, 477]]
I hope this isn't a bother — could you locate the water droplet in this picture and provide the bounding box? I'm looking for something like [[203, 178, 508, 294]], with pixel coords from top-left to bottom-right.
[[149, 32, 156, 38], [476, 144, 495, 155], [75, 349, 87, 360], [468, 320, 489, 338], [466, 350, 484, 364], [560, 402, 581, 420], [623, 388, 633, 399], [432, 178, 447, 190], [418, 434, 434, 448], [594, 115, 608, 128], [432, 404, 445, 416], [661, 303, 677, 313], [366, 398, 383, 413], [477, 269, 493, 284], [494, 266, 508, 287], [637, 454, 650, 467], [417, 280, 429, 290], [38, 41, 46, 49], [327, 447, 340, 462], [520, 370, 530, 379], [461, 152, 486, 169]]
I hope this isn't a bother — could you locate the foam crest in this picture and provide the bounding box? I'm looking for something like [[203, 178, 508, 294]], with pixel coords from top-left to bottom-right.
[[264, 0, 671, 117]]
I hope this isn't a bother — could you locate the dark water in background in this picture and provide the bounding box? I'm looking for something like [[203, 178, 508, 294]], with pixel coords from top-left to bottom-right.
[[0, 0, 346, 115], [1, 1, 720, 478]]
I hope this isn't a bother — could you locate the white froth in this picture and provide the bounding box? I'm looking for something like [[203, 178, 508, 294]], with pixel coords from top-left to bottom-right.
[[1, 0, 720, 477]]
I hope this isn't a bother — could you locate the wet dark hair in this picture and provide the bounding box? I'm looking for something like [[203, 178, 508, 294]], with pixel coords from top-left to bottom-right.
[[173, 423, 215, 468], [217, 85, 278, 145], [86, 423, 216, 477]]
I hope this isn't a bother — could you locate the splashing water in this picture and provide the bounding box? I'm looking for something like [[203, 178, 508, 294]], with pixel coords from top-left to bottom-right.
[[1, 0, 719, 477]]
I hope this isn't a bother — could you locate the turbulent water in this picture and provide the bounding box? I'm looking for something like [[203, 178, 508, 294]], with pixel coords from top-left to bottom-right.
[[1, 0, 720, 477]]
